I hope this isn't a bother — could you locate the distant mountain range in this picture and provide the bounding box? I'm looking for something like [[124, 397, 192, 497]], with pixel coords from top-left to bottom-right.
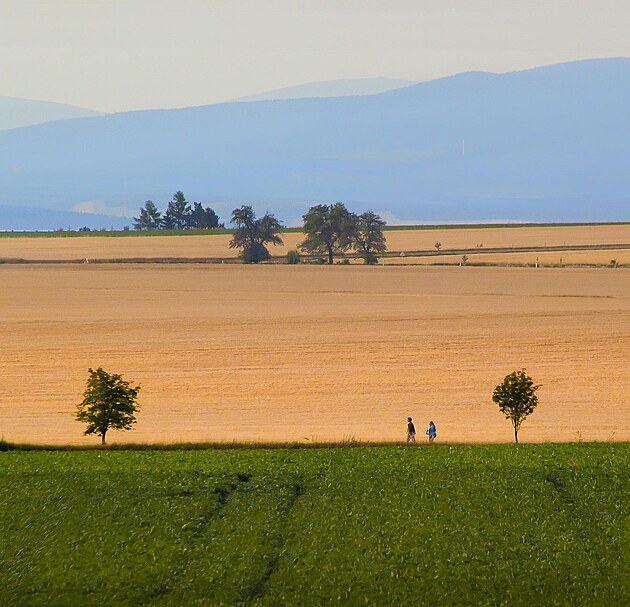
[[0, 96, 104, 132], [0, 58, 628, 230], [0, 205, 129, 232], [234, 78, 416, 102]]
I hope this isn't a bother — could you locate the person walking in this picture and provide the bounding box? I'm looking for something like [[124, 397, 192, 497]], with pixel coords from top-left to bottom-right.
[[406, 417, 416, 443], [426, 421, 437, 443]]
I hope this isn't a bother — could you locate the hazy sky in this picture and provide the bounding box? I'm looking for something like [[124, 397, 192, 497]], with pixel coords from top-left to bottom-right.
[[1, 0, 629, 112]]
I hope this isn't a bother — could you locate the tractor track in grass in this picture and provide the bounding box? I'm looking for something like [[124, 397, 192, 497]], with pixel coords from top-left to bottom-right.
[[243, 477, 304, 604], [142, 472, 251, 605]]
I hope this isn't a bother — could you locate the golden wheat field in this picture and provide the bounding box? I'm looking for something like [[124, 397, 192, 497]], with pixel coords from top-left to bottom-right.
[[391, 248, 630, 266], [1, 223, 629, 262], [1, 262, 628, 445]]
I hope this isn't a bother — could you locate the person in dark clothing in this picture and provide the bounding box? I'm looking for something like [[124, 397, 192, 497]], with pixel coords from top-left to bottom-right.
[[406, 417, 416, 443], [427, 421, 437, 443]]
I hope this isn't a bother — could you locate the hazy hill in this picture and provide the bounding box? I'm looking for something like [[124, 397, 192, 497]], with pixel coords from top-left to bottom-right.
[[0, 58, 628, 226], [0, 96, 104, 131], [0, 204, 128, 232], [234, 77, 415, 102]]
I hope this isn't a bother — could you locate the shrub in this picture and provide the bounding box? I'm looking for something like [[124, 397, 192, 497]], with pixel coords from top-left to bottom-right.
[[239, 242, 271, 263], [287, 250, 301, 264]]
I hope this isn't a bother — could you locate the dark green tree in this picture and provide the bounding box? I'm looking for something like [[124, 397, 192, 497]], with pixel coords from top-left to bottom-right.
[[229, 205, 283, 263], [300, 203, 357, 264], [75, 367, 141, 445], [189, 202, 220, 229], [354, 211, 387, 264], [162, 191, 191, 230], [492, 369, 540, 443], [133, 200, 161, 230]]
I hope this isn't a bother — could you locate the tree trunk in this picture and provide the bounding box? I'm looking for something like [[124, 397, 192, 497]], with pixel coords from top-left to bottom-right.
[[101, 432, 107, 445], [328, 246, 334, 265], [514, 425, 518, 443]]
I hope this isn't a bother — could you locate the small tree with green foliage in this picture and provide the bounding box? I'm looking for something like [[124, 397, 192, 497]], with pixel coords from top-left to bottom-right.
[[75, 368, 141, 444], [492, 369, 540, 443], [133, 200, 161, 230], [354, 211, 387, 264], [229, 205, 283, 263]]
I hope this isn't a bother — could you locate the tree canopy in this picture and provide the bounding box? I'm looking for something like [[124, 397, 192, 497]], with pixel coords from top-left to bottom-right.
[[162, 191, 191, 230], [133, 192, 221, 231], [133, 200, 161, 230], [354, 211, 387, 264], [191, 202, 220, 229], [300, 203, 357, 264], [492, 369, 540, 443], [229, 205, 283, 263], [75, 367, 141, 444]]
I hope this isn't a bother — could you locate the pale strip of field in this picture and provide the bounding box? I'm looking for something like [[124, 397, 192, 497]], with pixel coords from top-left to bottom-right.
[[0, 224, 628, 260], [1, 264, 628, 445], [389, 248, 630, 266]]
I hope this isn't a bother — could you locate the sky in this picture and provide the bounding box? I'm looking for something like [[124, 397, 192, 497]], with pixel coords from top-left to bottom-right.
[[1, 0, 629, 113]]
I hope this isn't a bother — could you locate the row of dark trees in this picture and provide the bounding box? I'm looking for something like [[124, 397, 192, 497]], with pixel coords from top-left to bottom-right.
[[229, 202, 387, 264], [134, 192, 222, 230]]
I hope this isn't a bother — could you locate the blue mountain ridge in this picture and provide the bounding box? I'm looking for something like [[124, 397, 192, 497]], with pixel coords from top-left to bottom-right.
[[0, 96, 103, 131], [0, 58, 628, 227], [0, 205, 129, 232]]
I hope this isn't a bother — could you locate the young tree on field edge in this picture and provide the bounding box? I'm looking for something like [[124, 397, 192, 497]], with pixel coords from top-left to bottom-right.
[[229, 205, 283, 263], [75, 367, 141, 445], [492, 369, 540, 443]]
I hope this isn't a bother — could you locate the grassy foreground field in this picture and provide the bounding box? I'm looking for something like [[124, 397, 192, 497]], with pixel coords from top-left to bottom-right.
[[1, 444, 628, 606]]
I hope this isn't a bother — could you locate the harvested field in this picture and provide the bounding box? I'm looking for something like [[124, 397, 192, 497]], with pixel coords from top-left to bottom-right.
[[1, 224, 628, 261], [390, 248, 630, 266], [1, 264, 628, 445]]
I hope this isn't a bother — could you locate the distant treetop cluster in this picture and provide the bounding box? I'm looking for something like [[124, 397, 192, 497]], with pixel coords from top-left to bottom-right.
[[134, 191, 222, 230], [229, 201, 387, 265], [134, 194, 387, 264]]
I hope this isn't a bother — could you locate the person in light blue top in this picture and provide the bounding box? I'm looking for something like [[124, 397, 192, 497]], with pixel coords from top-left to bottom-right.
[[426, 421, 437, 443]]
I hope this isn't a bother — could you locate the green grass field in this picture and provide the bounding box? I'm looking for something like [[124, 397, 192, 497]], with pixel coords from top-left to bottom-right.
[[1, 444, 628, 606]]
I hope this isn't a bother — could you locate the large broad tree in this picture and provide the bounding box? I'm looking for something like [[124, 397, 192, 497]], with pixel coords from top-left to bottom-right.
[[162, 191, 191, 230], [229, 205, 283, 263], [492, 369, 540, 443], [189, 202, 221, 229], [300, 203, 357, 264], [133, 200, 161, 230], [75, 367, 141, 445], [354, 211, 387, 264]]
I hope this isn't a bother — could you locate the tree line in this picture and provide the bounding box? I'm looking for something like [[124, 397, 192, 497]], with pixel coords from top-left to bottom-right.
[[230, 202, 387, 264], [134, 195, 387, 264], [134, 192, 222, 230]]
